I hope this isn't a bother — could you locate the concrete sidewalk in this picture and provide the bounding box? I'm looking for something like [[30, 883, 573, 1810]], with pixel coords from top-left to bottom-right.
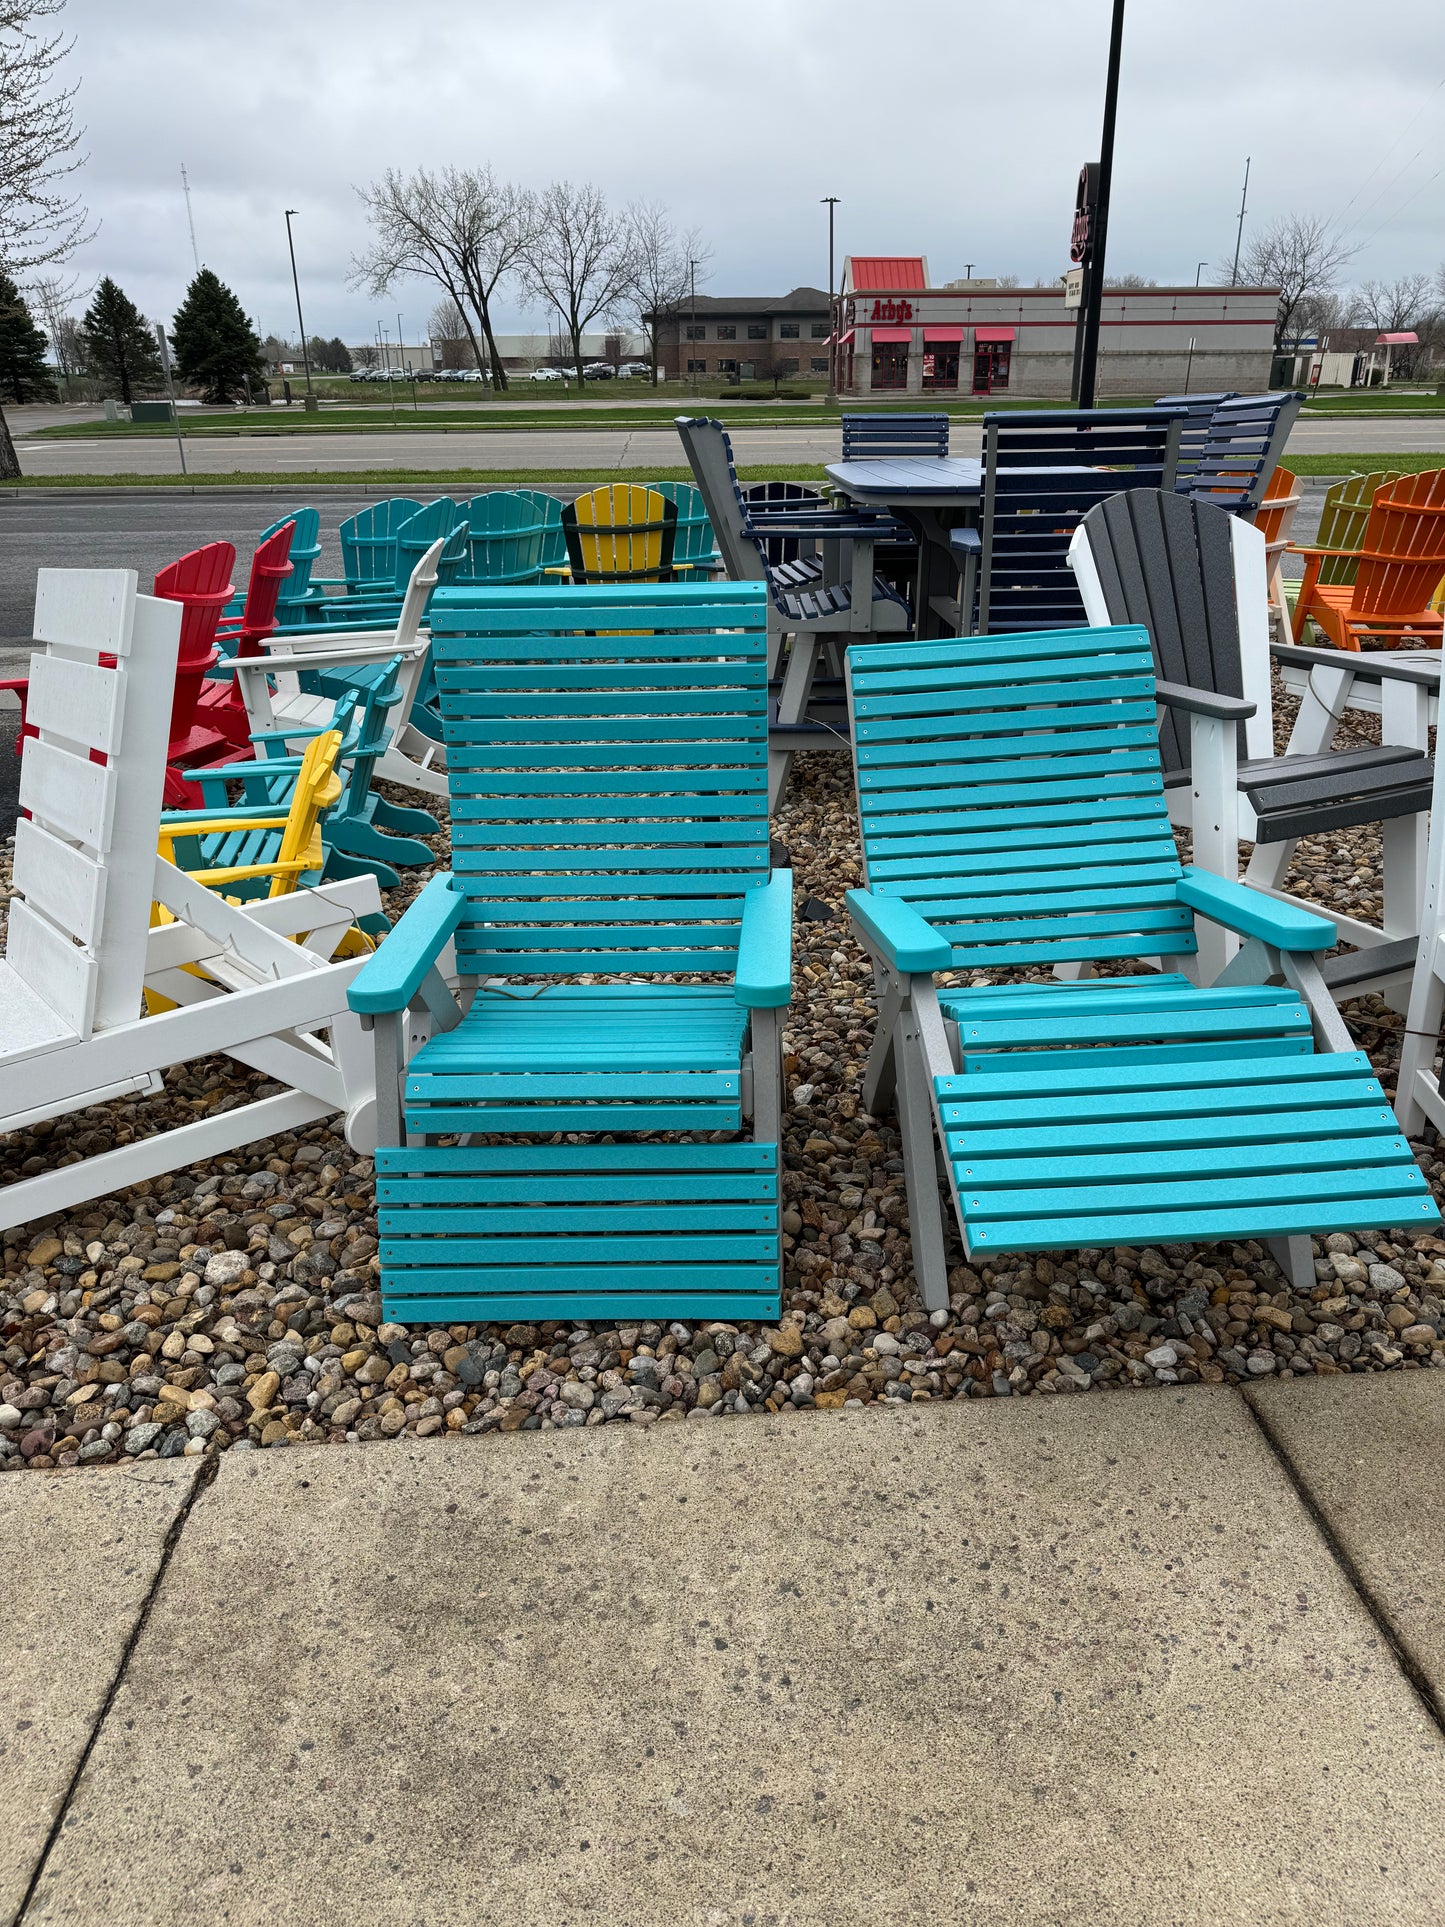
[[6, 1379, 1444, 1926]]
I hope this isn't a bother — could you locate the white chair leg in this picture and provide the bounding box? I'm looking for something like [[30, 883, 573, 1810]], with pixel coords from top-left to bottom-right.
[[894, 1010, 951, 1313], [769, 631, 821, 813]]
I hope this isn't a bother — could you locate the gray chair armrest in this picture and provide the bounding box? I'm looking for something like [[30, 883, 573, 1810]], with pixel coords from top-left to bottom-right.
[[1271, 643, 1442, 688], [1154, 680, 1257, 721]]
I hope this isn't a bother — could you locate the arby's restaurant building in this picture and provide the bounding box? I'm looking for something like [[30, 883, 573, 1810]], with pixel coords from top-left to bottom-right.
[[835, 256, 1277, 399]]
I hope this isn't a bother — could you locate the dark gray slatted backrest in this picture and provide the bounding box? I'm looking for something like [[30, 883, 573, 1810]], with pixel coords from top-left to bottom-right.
[[1079, 489, 1242, 774], [1186, 393, 1303, 516], [841, 412, 949, 459], [1154, 392, 1237, 484]]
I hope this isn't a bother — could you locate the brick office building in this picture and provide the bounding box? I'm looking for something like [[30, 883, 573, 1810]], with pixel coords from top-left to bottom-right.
[[649, 287, 832, 382], [837, 257, 1278, 398]]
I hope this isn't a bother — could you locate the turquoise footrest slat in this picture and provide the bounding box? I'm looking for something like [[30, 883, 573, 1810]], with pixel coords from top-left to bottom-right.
[[375, 1142, 781, 1324], [935, 1021, 1435, 1253]]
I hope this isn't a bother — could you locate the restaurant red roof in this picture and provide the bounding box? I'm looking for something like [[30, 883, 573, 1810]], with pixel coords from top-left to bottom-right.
[[848, 256, 927, 291]]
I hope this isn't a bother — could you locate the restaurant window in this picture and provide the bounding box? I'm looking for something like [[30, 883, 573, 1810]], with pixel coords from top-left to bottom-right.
[[810, 322, 828, 338], [716, 322, 736, 340], [810, 357, 828, 373], [922, 345, 960, 391], [747, 323, 768, 340], [779, 321, 800, 339], [871, 340, 909, 390], [685, 323, 705, 341], [687, 358, 707, 374]]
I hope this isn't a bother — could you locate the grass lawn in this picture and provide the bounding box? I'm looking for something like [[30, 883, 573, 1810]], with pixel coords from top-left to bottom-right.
[[1286, 453, 1445, 476]]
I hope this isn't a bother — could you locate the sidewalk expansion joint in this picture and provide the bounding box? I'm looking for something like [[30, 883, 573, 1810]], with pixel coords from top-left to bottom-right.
[[11, 1453, 222, 1927], [1244, 1394, 1445, 1741]]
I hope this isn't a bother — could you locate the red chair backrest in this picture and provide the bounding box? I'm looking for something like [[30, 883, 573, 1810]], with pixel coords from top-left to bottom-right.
[[153, 540, 237, 743], [230, 521, 295, 656]]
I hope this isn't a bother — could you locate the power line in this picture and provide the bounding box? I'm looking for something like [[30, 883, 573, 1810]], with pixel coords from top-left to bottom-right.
[[1354, 165, 1444, 253], [1331, 74, 1444, 229]]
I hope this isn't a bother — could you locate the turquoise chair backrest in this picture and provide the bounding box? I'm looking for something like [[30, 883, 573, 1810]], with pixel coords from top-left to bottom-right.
[[393, 499, 463, 591], [427, 580, 770, 982], [460, 492, 547, 585], [849, 623, 1195, 974], [512, 488, 567, 569], [339, 498, 424, 588], [654, 482, 717, 568]]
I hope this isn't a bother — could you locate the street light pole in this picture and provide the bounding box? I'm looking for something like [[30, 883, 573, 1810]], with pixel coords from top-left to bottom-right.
[[1195, 260, 1208, 285], [283, 209, 315, 411], [821, 195, 840, 404], [1074, 0, 1127, 411]]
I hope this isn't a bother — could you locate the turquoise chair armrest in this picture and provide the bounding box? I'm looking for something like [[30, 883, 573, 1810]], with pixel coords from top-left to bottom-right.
[[1177, 867, 1336, 952], [734, 870, 793, 1008], [348, 873, 464, 1014], [845, 888, 952, 973]]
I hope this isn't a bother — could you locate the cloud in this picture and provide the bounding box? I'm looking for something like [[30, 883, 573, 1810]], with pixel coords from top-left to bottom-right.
[[57, 0, 1445, 342]]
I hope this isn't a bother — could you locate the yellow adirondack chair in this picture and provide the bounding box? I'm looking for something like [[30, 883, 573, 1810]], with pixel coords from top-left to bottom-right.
[[550, 484, 680, 584], [1290, 470, 1404, 635]]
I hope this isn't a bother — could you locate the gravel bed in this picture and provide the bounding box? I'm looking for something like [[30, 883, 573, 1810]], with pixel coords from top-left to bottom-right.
[[2, 680, 1443, 1474]]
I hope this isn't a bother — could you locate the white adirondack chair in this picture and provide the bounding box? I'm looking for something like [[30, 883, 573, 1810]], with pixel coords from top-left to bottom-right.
[[1392, 743, 1445, 1140], [223, 536, 448, 798], [0, 569, 385, 1234]]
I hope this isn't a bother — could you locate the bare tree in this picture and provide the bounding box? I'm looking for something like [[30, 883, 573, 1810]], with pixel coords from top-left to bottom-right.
[[352, 166, 531, 389], [352, 341, 379, 372], [0, 1, 93, 476], [625, 201, 705, 385], [428, 295, 470, 370], [1103, 273, 1157, 288], [519, 181, 636, 389], [1347, 272, 1433, 333], [30, 265, 80, 389], [1223, 215, 1360, 350]]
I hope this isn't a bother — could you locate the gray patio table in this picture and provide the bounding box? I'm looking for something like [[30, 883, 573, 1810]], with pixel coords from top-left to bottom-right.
[[825, 455, 983, 639]]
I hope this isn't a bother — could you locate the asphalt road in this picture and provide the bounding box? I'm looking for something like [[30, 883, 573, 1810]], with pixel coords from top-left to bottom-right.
[[9, 414, 1445, 477]]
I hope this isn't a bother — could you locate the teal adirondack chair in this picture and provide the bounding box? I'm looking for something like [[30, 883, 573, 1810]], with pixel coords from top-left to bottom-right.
[[843, 624, 1439, 1311], [458, 492, 548, 584], [654, 482, 720, 573], [346, 579, 792, 1327], [323, 498, 424, 595], [184, 657, 436, 911], [512, 489, 567, 569], [219, 509, 323, 631]]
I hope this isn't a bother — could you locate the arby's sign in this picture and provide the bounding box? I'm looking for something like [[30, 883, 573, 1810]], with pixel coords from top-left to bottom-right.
[[868, 298, 913, 323]]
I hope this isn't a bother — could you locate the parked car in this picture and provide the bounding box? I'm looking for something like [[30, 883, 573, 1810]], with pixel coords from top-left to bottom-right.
[[616, 362, 652, 379], [456, 368, 486, 383], [528, 366, 566, 382], [349, 369, 378, 382], [583, 362, 617, 381]]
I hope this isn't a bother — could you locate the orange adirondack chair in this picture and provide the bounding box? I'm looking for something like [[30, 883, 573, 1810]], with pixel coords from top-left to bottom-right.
[[1253, 463, 1301, 646], [1291, 469, 1445, 651]]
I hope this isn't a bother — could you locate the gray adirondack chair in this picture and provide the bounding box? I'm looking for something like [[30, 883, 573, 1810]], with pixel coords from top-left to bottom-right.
[[1180, 392, 1303, 518], [675, 415, 910, 809], [1068, 487, 1435, 1001]]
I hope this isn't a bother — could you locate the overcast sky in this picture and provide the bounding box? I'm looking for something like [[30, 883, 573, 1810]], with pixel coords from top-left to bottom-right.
[[55, 0, 1445, 347]]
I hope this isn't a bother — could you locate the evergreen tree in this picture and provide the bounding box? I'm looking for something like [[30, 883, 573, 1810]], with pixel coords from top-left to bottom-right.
[[327, 336, 353, 373], [79, 276, 162, 404], [171, 268, 264, 402], [0, 274, 55, 403]]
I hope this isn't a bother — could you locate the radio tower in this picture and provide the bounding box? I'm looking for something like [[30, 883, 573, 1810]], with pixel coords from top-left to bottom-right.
[[180, 164, 200, 272]]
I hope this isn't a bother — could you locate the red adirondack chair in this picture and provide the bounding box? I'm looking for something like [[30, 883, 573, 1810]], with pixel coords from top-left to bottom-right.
[[192, 520, 295, 749]]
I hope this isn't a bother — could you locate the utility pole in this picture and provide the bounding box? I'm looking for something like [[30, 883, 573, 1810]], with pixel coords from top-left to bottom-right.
[[283, 209, 315, 411], [1230, 156, 1251, 286], [821, 195, 840, 404], [1074, 0, 1126, 410], [398, 308, 416, 412], [180, 164, 200, 273]]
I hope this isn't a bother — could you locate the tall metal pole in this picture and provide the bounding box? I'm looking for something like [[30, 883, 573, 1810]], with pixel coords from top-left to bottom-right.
[[1195, 260, 1208, 285], [1230, 156, 1251, 286], [821, 195, 840, 405], [1075, 0, 1126, 411], [399, 308, 416, 412], [154, 323, 187, 474], [181, 165, 200, 273], [283, 209, 315, 409]]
